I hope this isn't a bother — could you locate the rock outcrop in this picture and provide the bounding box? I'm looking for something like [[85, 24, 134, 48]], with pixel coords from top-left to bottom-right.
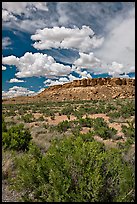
[[2, 78, 135, 104], [42, 78, 135, 92]]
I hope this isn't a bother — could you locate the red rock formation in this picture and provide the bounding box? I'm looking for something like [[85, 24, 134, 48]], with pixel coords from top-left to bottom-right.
[[2, 78, 135, 104]]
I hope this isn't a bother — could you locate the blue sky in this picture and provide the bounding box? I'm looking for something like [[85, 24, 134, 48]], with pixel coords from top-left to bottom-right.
[[2, 2, 135, 98]]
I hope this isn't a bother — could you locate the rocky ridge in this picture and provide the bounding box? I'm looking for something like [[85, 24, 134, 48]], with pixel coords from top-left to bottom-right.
[[3, 78, 135, 104]]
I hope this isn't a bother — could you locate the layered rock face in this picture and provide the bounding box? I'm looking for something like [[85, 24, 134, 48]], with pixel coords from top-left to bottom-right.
[[45, 78, 135, 91], [35, 77, 135, 102], [3, 78, 135, 104], [66, 77, 134, 87]]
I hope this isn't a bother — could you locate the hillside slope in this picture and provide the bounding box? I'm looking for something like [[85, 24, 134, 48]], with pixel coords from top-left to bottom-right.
[[2, 78, 135, 104]]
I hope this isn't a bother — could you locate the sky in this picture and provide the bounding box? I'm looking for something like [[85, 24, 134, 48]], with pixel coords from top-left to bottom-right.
[[2, 2, 135, 98]]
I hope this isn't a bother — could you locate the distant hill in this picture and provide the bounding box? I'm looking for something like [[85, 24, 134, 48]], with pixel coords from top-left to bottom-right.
[[2, 78, 135, 104]]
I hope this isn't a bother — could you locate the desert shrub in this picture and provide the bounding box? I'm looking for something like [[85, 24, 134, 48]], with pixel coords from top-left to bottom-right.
[[121, 121, 135, 144], [6, 121, 17, 129], [58, 112, 62, 116], [73, 110, 83, 119], [42, 108, 54, 116], [2, 124, 32, 151], [98, 100, 106, 105], [49, 111, 55, 117], [57, 120, 70, 132], [18, 108, 27, 115], [78, 107, 90, 114], [91, 100, 98, 104], [94, 126, 117, 140], [120, 101, 135, 118], [125, 137, 135, 148], [72, 120, 79, 126], [50, 115, 55, 120], [12, 136, 134, 202], [67, 114, 70, 120], [77, 131, 94, 142], [93, 117, 107, 128], [78, 117, 93, 128], [22, 113, 34, 123], [37, 116, 45, 121], [78, 105, 107, 115], [71, 125, 82, 136], [6, 110, 16, 117], [105, 104, 116, 112], [107, 111, 121, 119], [61, 106, 74, 115], [57, 120, 71, 133], [49, 125, 58, 132], [93, 118, 117, 139], [2, 115, 7, 132], [95, 105, 106, 114], [117, 138, 134, 153]]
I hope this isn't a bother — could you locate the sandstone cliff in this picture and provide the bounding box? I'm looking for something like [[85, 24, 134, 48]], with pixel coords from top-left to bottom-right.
[[3, 78, 135, 104]]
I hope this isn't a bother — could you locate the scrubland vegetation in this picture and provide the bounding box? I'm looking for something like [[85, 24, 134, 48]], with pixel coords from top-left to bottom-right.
[[2, 98, 135, 202]]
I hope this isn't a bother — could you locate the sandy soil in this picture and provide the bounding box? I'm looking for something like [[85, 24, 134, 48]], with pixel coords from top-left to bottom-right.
[[46, 115, 76, 125], [80, 127, 91, 134], [84, 113, 110, 122]]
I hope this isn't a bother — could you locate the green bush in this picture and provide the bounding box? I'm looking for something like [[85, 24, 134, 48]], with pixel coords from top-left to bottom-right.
[[49, 111, 55, 117], [2, 124, 32, 151], [12, 136, 134, 202], [107, 111, 121, 119], [93, 117, 108, 129], [61, 106, 74, 115], [22, 113, 34, 123], [95, 105, 106, 114], [50, 115, 55, 120], [57, 120, 71, 133], [6, 121, 17, 127], [38, 116, 45, 121], [2, 116, 7, 132], [78, 117, 93, 128], [93, 118, 117, 139], [121, 121, 135, 144], [120, 101, 135, 118], [78, 107, 93, 114], [105, 104, 116, 112], [94, 126, 117, 139], [18, 108, 27, 115], [67, 114, 70, 120], [71, 125, 82, 136], [73, 110, 83, 119], [77, 131, 94, 142]]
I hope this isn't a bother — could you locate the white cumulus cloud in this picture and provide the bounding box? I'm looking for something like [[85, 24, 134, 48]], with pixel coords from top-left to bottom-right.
[[2, 65, 6, 71], [108, 62, 135, 77], [2, 2, 48, 21], [68, 74, 81, 82], [9, 78, 25, 83], [2, 86, 35, 98], [74, 52, 101, 69], [31, 26, 104, 52], [79, 71, 92, 79], [2, 55, 19, 66], [95, 7, 135, 68], [108, 62, 124, 77], [2, 37, 12, 49], [44, 78, 68, 87], [59, 77, 69, 82], [43, 72, 93, 87], [2, 52, 72, 78], [44, 77, 69, 86], [2, 9, 17, 21]]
